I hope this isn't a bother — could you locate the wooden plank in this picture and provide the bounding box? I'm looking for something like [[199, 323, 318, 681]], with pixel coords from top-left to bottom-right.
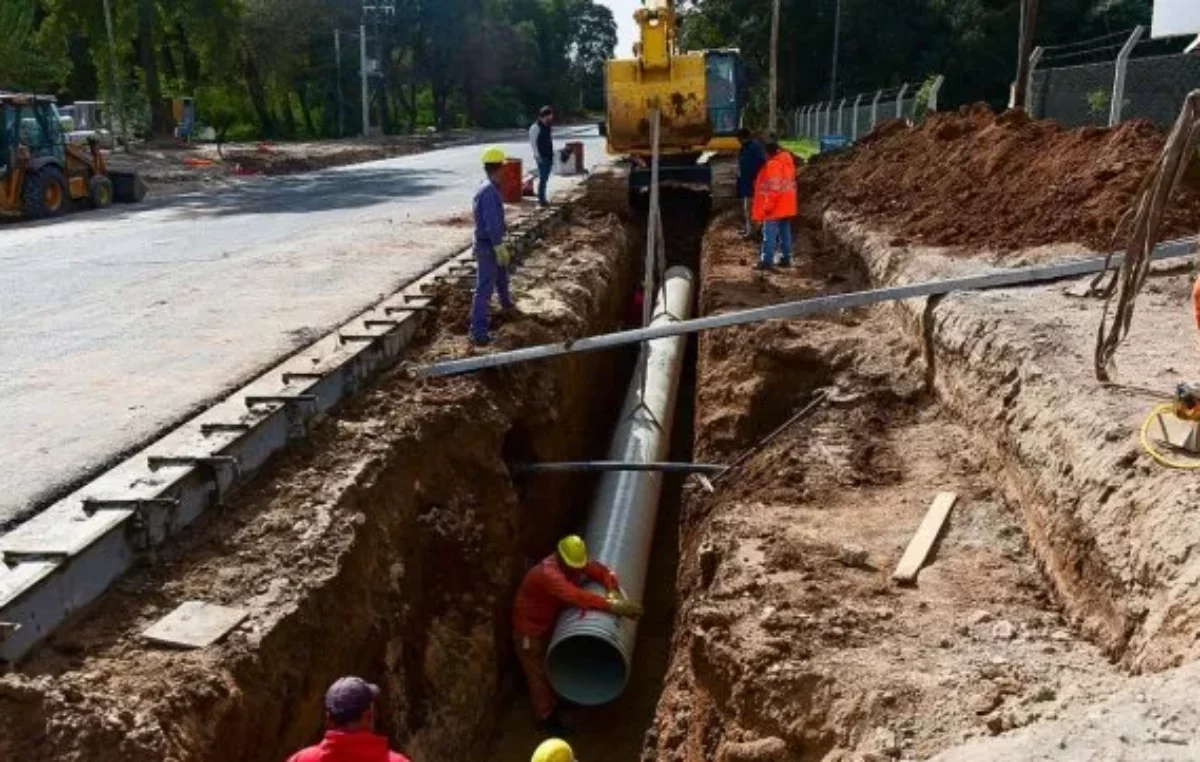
[[142, 601, 249, 649], [892, 492, 958, 585]]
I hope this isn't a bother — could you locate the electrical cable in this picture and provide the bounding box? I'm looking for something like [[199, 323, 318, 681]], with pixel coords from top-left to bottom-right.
[[1140, 403, 1200, 470]]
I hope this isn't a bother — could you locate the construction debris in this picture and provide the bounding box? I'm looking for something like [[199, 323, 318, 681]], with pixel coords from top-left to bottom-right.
[[141, 601, 248, 649]]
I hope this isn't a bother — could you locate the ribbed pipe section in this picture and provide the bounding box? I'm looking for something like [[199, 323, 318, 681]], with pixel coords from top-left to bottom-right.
[[545, 265, 695, 706]]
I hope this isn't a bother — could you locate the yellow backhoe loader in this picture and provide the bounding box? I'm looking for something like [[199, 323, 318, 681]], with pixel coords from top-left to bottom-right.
[[605, 0, 745, 191], [0, 93, 144, 220]]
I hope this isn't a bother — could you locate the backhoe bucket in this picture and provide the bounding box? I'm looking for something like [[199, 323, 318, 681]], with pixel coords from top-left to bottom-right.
[[109, 171, 147, 203]]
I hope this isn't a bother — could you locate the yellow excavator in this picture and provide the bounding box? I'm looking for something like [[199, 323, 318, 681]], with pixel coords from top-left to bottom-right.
[[605, 0, 745, 191]]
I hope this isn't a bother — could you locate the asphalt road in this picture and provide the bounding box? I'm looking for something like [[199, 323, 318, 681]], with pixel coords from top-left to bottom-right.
[[0, 127, 606, 527]]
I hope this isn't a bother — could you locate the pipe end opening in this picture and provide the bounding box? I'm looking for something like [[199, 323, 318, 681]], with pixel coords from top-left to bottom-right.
[[546, 633, 629, 706]]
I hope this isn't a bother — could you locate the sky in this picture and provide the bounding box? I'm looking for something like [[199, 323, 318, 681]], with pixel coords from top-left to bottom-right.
[[601, 0, 642, 59]]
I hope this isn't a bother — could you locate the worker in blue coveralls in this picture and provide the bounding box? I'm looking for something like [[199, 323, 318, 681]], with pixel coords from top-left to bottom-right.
[[470, 146, 518, 346]]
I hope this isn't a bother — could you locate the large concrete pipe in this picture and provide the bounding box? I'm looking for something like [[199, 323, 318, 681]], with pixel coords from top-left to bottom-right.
[[545, 265, 695, 706]]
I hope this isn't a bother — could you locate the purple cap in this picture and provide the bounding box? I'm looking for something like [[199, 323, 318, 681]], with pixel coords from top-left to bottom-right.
[[324, 677, 380, 724]]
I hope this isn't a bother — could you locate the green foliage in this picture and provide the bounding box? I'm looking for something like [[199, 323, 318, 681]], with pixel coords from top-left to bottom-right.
[[913, 74, 944, 121], [781, 138, 818, 160], [1087, 87, 1111, 117], [14, 0, 616, 139], [0, 0, 68, 92], [682, 0, 1154, 112]]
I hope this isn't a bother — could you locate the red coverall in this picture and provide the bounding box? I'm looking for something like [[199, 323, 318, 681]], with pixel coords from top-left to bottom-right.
[[512, 554, 621, 719], [286, 730, 411, 762]]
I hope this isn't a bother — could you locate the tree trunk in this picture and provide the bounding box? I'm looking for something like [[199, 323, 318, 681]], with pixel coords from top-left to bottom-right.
[[280, 94, 297, 138], [177, 23, 201, 92], [297, 86, 317, 137], [769, 0, 780, 131], [241, 53, 276, 137], [408, 78, 418, 132], [1013, 0, 1041, 110], [138, 0, 165, 136]]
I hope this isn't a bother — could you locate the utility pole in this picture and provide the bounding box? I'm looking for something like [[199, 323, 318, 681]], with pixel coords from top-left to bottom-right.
[[335, 29, 345, 137], [101, 0, 128, 150], [1013, 0, 1041, 110], [830, 0, 842, 103], [769, 0, 781, 132], [360, 23, 369, 137]]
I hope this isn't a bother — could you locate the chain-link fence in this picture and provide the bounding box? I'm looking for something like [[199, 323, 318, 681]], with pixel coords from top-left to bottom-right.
[[793, 78, 942, 145], [1029, 27, 1200, 130]]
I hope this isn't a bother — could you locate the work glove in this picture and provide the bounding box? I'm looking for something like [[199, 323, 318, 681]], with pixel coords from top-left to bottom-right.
[[610, 597, 644, 620], [495, 242, 513, 268]]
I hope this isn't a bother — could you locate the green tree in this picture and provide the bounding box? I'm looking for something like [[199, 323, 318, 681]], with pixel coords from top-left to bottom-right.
[[0, 1, 68, 92]]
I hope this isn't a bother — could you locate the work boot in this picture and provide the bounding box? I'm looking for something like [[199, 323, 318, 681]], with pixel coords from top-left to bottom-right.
[[468, 332, 492, 347], [500, 305, 525, 321], [778, 257, 793, 268], [754, 261, 774, 272]]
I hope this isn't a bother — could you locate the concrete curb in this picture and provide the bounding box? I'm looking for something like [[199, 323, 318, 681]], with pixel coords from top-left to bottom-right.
[[0, 190, 579, 663]]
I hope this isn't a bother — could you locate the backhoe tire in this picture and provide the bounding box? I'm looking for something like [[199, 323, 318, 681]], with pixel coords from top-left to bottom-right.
[[88, 175, 114, 209], [23, 166, 67, 219]]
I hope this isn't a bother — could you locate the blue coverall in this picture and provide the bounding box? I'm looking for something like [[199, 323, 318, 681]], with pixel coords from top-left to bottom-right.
[[471, 177, 513, 341]]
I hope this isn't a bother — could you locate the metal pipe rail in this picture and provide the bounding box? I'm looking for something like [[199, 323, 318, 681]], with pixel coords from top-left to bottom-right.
[[415, 237, 1198, 380], [512, 461, 726, 476]]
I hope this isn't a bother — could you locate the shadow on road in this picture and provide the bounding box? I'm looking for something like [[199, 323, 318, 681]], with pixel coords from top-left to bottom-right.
[[0, 165, 452, 230], [166, 166, 452, 218]]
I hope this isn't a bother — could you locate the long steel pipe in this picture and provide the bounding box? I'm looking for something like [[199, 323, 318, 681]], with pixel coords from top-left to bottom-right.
[[545, 265, 695, 706], [415, 237, 1198, 379]]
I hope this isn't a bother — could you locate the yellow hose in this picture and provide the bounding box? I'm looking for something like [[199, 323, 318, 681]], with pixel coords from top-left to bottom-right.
[[1140, 403, 1200, 470]]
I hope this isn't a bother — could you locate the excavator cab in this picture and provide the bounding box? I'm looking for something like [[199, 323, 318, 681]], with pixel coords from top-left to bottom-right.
[[705, 50, 745, 150]]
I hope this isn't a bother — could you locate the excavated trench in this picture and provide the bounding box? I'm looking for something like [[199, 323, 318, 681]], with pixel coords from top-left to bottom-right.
[[2, 166, 1190, 762], [0, 177, 711, 762], [645, 211, 1131, 761]]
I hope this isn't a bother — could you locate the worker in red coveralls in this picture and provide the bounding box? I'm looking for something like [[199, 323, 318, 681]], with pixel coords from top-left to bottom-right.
[[513, 534, 643, 734], [286, 677, 411, 762]]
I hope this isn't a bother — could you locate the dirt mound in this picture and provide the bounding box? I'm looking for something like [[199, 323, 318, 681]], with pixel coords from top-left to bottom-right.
[[805, 104, 1200, 251]]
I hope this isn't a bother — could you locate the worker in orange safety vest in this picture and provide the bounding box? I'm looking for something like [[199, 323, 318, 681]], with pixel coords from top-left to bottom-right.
[[512, 535, 643, 733], [751, 134, 798, 271]]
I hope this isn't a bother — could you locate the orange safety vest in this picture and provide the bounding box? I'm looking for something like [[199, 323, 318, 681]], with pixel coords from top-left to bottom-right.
[[752, 151, 798, 222]]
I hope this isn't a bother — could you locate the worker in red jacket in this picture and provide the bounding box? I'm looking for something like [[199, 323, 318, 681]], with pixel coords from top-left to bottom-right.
[[752, 134, 799, 271], [286, 677, 411, 762], [513, 534, 643, 731]]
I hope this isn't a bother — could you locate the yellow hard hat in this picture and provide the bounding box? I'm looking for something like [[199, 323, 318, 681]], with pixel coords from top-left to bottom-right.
[[532, 738, 575, 762], [482, 146, 506, 165], [557, 535, 588, 569]]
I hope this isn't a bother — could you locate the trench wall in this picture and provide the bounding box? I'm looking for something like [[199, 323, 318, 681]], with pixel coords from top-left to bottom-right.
[[0, 198, 637, 762], [826, 212, 1200, 673]]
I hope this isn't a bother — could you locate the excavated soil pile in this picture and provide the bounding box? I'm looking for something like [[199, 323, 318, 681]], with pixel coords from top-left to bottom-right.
[[647, 213, 1120, 761], [803, 104, 1200, 252], [0, 197, 638, 762]]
